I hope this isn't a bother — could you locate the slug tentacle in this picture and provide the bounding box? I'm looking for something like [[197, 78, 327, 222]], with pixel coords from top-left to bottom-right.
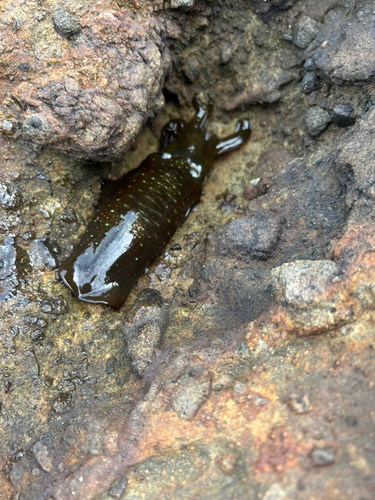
[[214, 119, 252, 156], [58, 101, 251, 308]]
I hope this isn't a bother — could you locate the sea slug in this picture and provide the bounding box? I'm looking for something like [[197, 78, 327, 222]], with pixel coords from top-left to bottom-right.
[[58, 100, 251, 308]]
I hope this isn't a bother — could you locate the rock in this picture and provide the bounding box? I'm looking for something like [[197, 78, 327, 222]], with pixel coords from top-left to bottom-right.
[[331, 104, 355, 127], [243, 183, 259, 200], [338, 105, 375, 193], [292, 16, 319, 49], [217, 453, 236, 475], [303, 58, 315, 72], [221, 42, 236, 64], [0, 182, 20, 209], [33, 441, 53, 473], [220, 211, 282, 260], [304, 106, 330, 136], [171, 373, 211, 419], [108, 476, 128, 499], [304, 8, 375, 85], [52, 7, 82, 39], [27, 239, 56, 270], [3, 8, 170, 161], [263, 484, 289, 500], [1, 120, 13, 134], [300, 71, 319, 94], [123, 289, 167, 377], [288, 394, 310, 414], [272, 260, 340, 307], [170, 0, 195, 8], [310, 447, 335, 467]]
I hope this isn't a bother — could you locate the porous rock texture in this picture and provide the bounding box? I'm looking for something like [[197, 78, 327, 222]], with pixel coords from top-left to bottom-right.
[[1, 0, 375, 499], [0, 0, 171, 160]]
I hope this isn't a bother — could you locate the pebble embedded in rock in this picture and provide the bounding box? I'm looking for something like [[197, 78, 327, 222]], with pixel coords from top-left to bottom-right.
[[310, 447, 335, 467], [243, 183, 259, 200], [304, 106, 330, 136], [171, 373, 211, 420], [0, 182, 20, 209], [303, 58, 315, 72], [220, 211, 282, 260], [123, 289, 167, 377], [272, 260, 340, 307], [52, 7, 82, 39], [331, 104, 355, 127], [292, 16, 319, 49], [33, 441, 53, 473], [1, 120, 13, 134], [300, 71, 319, 94], [28, 240, 56, 270], [170, 0, 194, 8], [288, 394, 310, 414]]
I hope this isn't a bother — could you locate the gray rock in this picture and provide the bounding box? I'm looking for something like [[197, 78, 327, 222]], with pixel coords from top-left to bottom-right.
[[123, 289, 167, 377], [304, 106, 330, 136], [331, 104, 355, 127], [338, 105, 375, 192], [262, 484, 289, 500], [310, 447, 335, 467], [170, 0, 194, 8], [272, 260, 340, 308], [28, 240, 56, 270], [0, 182, 20, 209], [108, 476, 128, 499], [52, 7, 81, 39], [303, 58, 315, 72], [220, 211, 282, 260], [300, 71, 319, 94], [171, 373, 211, 420], [33, 441, 53, 473], [304, 8, 375, 84], [292, 16, 319, 49]]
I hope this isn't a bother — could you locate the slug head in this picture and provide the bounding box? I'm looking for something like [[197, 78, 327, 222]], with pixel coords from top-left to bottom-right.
[[161, 98, 251, 181]]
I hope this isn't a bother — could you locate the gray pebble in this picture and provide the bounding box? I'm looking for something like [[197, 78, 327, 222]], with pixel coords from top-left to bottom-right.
[[33, 441, 53, 473], [303, 58, 315, 72], [310, 447, 335, 466], [52, 7, 82, 39], [304, 106, 330, 136], [171, 373, 211, 420], [221, 42, 235, 64], [220, 211, 282, 260], [292, 16, 319, 49], [300, 71, 319, 94], [331, 104, 355, 127], [169, 0, 194, 8], [123, 289, 167, 377], [0, 182, 20, 209]]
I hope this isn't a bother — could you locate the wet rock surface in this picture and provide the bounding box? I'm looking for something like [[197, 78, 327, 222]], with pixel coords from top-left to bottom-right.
[[0, 0, 375, 499], [123, 289, 167, 376]]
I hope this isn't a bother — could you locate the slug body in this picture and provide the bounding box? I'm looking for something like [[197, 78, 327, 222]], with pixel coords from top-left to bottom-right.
[[59, 101, 251, 308]]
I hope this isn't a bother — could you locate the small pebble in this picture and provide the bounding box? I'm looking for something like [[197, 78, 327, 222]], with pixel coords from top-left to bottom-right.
[[310, 447, 335, 466], [288, 394, 310, 414], [303, 58, 315, 72], [52, 7, 82, 39], [1, 120, 13, 134], [331, 104, 355, 127], [304, 106, 330, 136], [300, 72, 319, 94]]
